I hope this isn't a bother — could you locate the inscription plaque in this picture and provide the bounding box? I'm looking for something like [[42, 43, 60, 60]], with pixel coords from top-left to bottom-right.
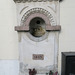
[[33, 54, 44, 60]]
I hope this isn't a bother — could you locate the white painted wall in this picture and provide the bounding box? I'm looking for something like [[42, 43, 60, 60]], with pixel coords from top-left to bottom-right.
[[59, 0, 75, 74], [0, 0, 75, 75], [0, 60, 19, 75], [0, 0, 18, 59]]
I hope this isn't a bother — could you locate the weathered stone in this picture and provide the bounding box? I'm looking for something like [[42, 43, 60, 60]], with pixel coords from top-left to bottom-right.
[[14, 0, 60, 75]]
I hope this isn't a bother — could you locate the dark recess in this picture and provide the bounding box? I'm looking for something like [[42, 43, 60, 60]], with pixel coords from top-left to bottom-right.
[[59, 0, 63, 2]]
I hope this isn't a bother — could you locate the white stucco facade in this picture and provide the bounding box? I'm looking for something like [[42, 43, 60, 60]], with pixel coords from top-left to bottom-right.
[[0, 0, 75, 75]]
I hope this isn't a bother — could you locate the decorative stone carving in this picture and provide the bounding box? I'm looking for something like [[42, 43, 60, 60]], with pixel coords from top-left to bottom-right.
[[14, 0, 61, 74], [15, 25, 61, 31], [13, 0, 59, 3], [21, 8, 56, 26], [15, 7, 60, 42]]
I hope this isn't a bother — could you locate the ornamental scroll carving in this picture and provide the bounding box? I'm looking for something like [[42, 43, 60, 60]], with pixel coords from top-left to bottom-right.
[[21, 8, 56, 26], [14, 0, 58, 3]]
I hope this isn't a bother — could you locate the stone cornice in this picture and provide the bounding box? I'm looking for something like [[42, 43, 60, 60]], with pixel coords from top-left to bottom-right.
[[13, 0, 59, 3]]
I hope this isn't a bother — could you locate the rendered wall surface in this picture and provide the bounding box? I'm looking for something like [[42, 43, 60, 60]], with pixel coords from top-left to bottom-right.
[[0, 0, 75, 75], [0, 0, 18, 59], [59, 0, 75, 75]]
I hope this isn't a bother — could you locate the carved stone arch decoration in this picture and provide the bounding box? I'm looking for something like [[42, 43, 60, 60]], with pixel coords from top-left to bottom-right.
[[25, 13, 49, 38], [15, 8, 61, 41], [23, 13, 50, 26], [20, 8, 55, 41], [15, 8, 60, 42], [21, 8, 56, 26]]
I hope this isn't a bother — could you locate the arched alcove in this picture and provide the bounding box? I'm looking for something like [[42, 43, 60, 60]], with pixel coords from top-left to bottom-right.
[[29, 17, 46, 37]]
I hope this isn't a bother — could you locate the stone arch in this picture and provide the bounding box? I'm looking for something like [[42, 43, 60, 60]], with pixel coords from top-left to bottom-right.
[[21, 8, 55, 26], [24, 13, 50, 27]]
